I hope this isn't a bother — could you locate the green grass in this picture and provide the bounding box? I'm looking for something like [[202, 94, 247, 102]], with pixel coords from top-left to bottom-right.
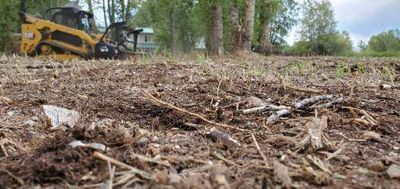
[[335, 62, 349, 78], [338, 50, 400, 57]]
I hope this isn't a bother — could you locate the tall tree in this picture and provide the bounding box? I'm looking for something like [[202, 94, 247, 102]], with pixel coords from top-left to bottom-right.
[[211, 3, 224, 55], [368, 29, 400, 52], [229, 0, 242, 51], [256, 0, 298, 53], [243, 0, 255, 50], [102, 0, 108, 27], [295, 0, 351, 55], [86, 0, 93, 14]]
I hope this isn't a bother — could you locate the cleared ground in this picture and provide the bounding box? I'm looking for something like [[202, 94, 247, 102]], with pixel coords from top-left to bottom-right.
[[0, 53, 399, 188]]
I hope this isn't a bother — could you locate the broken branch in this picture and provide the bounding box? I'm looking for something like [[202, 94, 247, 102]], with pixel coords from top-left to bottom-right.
[[295, 95, 334, 109], [142, 90, 248, 132], [266, 109, 290, 125], [237, 104, 290, 115], [251, 134, 268, 167]]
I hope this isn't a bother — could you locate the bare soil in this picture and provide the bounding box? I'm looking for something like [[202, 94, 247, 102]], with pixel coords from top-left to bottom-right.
[[0, 54, 399, 188]]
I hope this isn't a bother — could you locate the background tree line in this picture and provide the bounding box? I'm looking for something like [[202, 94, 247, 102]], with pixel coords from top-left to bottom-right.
[[0, 0, 399, 56]]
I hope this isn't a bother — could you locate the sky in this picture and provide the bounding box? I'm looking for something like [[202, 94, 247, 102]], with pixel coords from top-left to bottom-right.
[[286, 0, 400, 47]]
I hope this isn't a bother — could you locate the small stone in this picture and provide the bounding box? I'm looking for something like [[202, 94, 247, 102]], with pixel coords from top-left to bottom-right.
[[7, 111, 15, 117], [168, 173, 183, 184], [367, 161, 385, 172], [387, 164, 400, 179], [380, 84, 392, 90], [42, 105, 80, 129]]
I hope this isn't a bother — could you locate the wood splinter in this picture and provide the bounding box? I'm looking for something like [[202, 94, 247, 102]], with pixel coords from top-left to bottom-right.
[[237, 104, 290, 115], [93, 152, 153, 180]]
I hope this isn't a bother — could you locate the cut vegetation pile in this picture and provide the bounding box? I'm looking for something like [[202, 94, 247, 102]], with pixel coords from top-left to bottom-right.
[[0, 53, 399, 188]]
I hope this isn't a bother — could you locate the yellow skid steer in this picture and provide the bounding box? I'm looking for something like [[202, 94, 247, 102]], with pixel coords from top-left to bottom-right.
[[19, 0, 142, 61]]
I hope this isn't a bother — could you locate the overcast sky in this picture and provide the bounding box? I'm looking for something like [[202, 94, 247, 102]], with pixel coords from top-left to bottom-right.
[[286, 0, 400, 46]]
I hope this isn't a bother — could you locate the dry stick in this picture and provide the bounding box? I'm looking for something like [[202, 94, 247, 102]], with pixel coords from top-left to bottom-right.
[[212, 152, 238, 166], [130, 152, 170, 167], [93, 152, 153, 180], [326, 143, 347, 161], [107, 161, 116, 189], [306, 155, 332, 174], [266, 109, 291, 125], [0, 144, 9, 157], [0, 168, 24, 186], [337, 132, 366, 142], [237, 104, 290, 115], [295, 95, 334, 109], [310, 97, 344, 110], [251, 134, 268, 167], [343, 106, 377, 125], [142, 90, 248, 132]]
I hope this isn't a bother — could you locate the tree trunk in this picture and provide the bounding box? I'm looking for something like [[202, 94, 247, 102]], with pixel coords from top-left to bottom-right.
[[258, 25, 272, 54], [171, 6, 178, 56], [102, 0, 108, 28], [107, 0, 115, 24], [111, 0, 116, 23], [211, 4, 224, 56], [125, 0, 133, 21], [229, 3, 241, 52], [257, 0, 272, 54], [243, 0, 255, 51], [118, 0, 126, 21], [86, 0, 93, 14]]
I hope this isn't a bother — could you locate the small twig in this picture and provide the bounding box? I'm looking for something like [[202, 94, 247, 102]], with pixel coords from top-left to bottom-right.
[[0, 168, 24, 186], [93, 152, 153, 180], [343, 106, 378, 126], [326, 143, 347, 161], [337, 132, 367, 142], [306, 155, 332, 174], [251, 134, 268, 167], [0, 144, 9, 157], [107, 161, 116, 189], [236, 104, 290, 115], [142, 90, 248, 132], [130, 152, 170, 167], [212, 152, 238, 166]]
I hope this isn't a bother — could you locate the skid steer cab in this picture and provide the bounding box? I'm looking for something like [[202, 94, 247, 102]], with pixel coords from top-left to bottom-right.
[[19, 0, 143, 61]]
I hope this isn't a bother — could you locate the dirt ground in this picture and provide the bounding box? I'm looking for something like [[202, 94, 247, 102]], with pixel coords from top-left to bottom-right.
[[0, 53, 399, 188]]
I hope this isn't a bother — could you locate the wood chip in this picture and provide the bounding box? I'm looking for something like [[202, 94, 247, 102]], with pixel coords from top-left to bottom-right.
[[273, 161, 292, 187]]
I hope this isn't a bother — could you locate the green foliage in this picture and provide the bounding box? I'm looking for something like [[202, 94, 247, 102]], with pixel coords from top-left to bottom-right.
[[368, 29, 400, 52], [268, 0, 299, 46], [379, 64, 396, 82], [0, 0, 69, 52], [0, 0, 19, 52], [294, 0, 352, 55], [133, 0, 199, 53], [335, 62, 348, 78]]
